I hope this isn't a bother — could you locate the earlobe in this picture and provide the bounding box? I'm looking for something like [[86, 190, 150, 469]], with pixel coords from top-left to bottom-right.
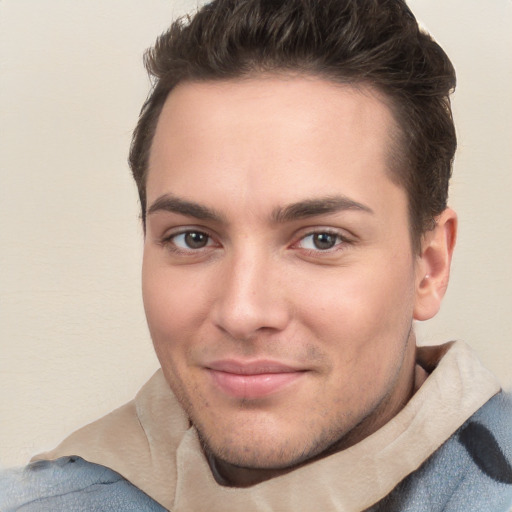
[[413, 208, 457, 321]]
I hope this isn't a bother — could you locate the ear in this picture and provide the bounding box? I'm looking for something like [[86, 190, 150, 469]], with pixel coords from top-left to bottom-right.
[[413, 208, 457, 321]]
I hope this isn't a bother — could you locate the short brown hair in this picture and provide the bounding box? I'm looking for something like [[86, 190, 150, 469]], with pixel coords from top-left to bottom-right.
[[129, 0, 456, 248]]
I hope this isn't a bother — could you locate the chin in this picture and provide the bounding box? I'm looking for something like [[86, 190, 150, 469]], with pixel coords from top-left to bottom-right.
[[208, 442, 309, 471], [196, 419, 343, 472]]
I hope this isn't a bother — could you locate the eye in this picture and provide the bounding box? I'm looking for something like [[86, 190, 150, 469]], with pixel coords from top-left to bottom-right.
[[297, 232, 345, 251], [169, 230, 214, 250]]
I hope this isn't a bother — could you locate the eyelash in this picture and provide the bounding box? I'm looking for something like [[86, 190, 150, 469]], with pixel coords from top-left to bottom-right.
[[160, 229, 217, 255], [159, 228, 351, 256], [293, 230, 349, 254]]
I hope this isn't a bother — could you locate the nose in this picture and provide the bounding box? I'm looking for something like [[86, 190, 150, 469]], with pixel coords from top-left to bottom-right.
[[212, 248, 291, 341]]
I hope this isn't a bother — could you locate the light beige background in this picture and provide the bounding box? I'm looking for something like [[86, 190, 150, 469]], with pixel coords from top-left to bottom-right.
[[1, 0, 511, 467]]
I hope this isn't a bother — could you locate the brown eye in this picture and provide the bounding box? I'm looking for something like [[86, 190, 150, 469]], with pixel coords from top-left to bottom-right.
[[171, 231, 212, 250], [312, 233, 337, 250], [296, 231, 345, 252], [183, 231, 209, 249]]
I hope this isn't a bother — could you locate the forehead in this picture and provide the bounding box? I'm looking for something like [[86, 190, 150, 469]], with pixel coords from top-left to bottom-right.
[[147, 76, 403, 217]]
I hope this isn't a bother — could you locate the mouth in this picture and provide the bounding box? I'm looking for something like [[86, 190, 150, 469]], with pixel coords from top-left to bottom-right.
[[206, 360, 307, 400]]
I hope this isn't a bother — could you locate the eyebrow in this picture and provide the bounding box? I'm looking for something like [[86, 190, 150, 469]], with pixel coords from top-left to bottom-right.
[[147, 194, 224, 222], [147, 193, 373, 223], [271, 195, 374, 223]]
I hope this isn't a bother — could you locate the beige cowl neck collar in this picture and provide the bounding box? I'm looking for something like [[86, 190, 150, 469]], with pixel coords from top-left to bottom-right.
[[34, 341, 500, 511]]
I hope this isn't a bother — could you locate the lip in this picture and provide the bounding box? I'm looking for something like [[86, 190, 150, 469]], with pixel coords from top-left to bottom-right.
[[206, 360, 306, 399]]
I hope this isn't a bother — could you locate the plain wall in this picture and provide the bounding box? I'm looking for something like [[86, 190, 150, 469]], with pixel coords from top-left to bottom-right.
[[1, 0, 511, 467]]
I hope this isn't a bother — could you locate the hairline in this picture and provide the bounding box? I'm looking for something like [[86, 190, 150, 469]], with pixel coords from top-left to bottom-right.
[[140, 71, 423, 252]]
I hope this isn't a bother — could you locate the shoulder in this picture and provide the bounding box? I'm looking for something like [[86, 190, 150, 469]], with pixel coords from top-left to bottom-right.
[[369, 391, 512, 512], [0, 456, 167, 512]]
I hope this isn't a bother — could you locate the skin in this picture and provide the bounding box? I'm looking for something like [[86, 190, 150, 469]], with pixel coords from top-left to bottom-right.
[[142, 76, 457, 486]]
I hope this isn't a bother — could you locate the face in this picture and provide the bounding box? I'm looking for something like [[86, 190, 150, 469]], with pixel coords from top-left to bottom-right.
[[142, 76, 424, 479]]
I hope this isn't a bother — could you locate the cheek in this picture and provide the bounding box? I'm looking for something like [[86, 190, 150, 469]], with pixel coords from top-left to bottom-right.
[[296, 255, 416, 368], [141, 255, 208, 357], [302, 262, 414, 326]]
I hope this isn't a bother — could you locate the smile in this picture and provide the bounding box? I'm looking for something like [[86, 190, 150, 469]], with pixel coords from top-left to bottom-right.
[[206, 360, 307, 400]]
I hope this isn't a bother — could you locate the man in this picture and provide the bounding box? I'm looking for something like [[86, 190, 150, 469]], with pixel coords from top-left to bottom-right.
[[1, 0, 511, 510]]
